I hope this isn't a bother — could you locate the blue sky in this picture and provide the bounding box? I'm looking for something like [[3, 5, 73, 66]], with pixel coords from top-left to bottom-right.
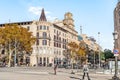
[[0, 0, 118, 50]]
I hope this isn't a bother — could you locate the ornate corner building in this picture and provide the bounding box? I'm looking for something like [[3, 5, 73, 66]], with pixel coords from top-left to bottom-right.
[[0, 8, 79, 66]]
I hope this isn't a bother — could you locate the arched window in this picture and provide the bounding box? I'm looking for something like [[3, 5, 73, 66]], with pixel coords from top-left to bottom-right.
[[42, 40, 47, 45], [43, 32, 47, 38]]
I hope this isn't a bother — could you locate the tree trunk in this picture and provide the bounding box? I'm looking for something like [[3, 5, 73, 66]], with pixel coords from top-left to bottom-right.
[[8, 44, 12, 67]]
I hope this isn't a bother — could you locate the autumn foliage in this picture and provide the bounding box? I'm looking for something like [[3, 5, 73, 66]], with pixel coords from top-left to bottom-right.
[[0, 24, 36, 66]]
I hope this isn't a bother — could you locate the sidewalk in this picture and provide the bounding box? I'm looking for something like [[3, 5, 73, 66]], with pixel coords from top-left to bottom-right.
[[0, 67, 117, 80], [56, 68, 116, 80]]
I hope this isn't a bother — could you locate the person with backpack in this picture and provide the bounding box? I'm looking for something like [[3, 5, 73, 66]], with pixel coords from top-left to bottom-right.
[[82, 62, 90, 80]]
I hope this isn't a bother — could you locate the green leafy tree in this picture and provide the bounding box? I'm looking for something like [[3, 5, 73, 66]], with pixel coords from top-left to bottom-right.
[[104, 49, 114, 61]]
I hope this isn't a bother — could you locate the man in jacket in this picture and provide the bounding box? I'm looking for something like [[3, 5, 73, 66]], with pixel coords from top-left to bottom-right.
[[82, 62, 90, 80]]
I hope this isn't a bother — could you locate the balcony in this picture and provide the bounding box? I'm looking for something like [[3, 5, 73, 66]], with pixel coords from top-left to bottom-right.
[[37, 36, 51, 40]]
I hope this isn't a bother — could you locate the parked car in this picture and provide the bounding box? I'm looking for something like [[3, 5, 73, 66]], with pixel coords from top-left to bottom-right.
[[65, 64, 72, 69]]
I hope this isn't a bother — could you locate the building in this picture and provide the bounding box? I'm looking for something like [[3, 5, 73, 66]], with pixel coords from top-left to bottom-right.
[[114, 1, 120, 49], [0, 8, 79, 66], [79, 34, 101, 51]]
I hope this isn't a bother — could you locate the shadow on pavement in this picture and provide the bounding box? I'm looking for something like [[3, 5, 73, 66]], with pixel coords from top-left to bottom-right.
[[69, 76, 81, 80], [49, 72, 58, 75]]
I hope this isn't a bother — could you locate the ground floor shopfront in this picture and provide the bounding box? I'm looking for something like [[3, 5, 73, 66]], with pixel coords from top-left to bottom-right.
[[30, 55, 64, 67], [30, 46, 66, 67]]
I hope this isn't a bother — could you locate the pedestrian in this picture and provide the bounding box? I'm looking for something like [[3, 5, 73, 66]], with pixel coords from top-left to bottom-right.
[[54, 64, 58, 75], [82, 62, 90, 80]]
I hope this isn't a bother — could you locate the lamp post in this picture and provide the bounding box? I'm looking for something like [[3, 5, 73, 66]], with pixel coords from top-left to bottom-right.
[[112, 30, 120, 80], [98, 32, 101, 68], [36, 46, 39, 66], [14, 38, 17, 67]]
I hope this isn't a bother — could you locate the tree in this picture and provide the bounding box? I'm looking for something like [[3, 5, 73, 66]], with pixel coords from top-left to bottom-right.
[[104, 49, 114, 61], [68, 41, 78, 74], [77, 41, 89, 64], [68, 42, 79, 60], [0, 24, 36, 67]]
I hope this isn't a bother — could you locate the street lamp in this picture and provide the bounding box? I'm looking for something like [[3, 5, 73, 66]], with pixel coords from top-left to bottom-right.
[[112, 30, 120, 80], [14, 38, 17, 67], [98, 32, 101, 68]]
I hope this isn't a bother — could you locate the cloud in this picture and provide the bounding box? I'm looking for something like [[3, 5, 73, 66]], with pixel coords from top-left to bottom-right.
[[28, 6, 56, 21], [47, 16, 57, 21], [28, 6, 51, 15], [28, 6, 42, 15]]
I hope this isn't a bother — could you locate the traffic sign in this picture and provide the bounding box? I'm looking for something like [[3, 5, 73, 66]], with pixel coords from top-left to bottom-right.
[[113, 49, 119, 56]]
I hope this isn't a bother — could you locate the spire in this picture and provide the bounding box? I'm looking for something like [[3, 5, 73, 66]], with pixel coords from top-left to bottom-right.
[[39, 8, 47, 21]]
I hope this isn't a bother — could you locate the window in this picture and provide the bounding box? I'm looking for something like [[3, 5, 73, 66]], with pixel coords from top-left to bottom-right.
[[40, 57, 42, 65], [54, 29, 56, 33], [59, 32, 61, 35], [1, 50, 5, 54], [65, 45, 66, 49], [42, 40, 47, 45], [37, 26, 39, 30], [49, 41, 50, 46], [43, 57, 46, 66], [36, 32, 39, 38], [47, 26, 49, 30], [54, 42, 56, 47], [27, 26, 30, 30], [65, 39, 66, 43], [57, 43, 58, 47], [43, 32, 47, 38], [36, 39, 39, 45], [47, 57, 49, 64], [119, 18, 120, 23], [54, 35, 56, 40], [40, 26, 42, 30], [63, 38, 64, 42], [57, 31, 58, 35], [44, 26, 46, 30], [63, 44, 65, 49], [59, 37, 61, 41], [59, 43, 61, 48], [119, 11, 120, 16]]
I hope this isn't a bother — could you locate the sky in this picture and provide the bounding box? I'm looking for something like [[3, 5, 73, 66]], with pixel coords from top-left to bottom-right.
[[0, 0, 118, 50]]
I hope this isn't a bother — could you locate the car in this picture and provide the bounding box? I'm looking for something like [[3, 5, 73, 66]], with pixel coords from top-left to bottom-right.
[[65, 64, 72, 69]]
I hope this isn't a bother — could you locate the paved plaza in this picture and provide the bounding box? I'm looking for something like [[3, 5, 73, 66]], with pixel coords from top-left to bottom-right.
[[0, 67, 118, 80]]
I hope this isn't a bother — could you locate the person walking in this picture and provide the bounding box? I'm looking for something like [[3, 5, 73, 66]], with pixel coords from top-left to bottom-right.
[[82, 62, 90, 80], [54, 64, 58, 75]]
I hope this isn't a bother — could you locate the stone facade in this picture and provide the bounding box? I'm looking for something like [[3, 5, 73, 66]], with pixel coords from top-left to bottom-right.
[[0, 9, 79, 66], [114, 1, 120, 49], [80, 34, 101, 51]]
